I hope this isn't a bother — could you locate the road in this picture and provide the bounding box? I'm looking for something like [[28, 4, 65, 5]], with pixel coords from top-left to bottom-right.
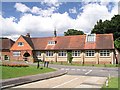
[[13, 64, 118, 88], [48, 64, 118, 77]]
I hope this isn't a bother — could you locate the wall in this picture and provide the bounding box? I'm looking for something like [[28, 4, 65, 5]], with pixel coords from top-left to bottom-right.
[[10, 50, 33, 62]]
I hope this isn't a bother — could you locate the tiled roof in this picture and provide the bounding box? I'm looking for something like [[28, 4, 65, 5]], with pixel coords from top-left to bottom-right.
[[30, 33, 114, 50], [22, 35, 34, 49], [0, 38, 15, 50]]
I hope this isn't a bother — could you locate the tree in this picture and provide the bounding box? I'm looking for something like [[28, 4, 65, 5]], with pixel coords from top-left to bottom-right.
[[91, 15, 120, 51], [91, 15, 120, 40], [114, 37, 120, 51], [64, 29, 84, 36], [67, 51, 73, 64]]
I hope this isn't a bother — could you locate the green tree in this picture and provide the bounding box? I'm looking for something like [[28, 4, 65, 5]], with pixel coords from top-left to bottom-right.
[[91, 15, 120, 40], [67, 51, 73, 64], [114, 37, 120, 51], [64, 29, 84, 36], [91, 15, 120, 51]]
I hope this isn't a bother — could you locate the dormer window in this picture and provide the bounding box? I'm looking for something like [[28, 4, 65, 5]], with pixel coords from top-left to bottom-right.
[[18, 42, 24, 46], [86, 34, 96, 42], [48, 41, 56, 45]]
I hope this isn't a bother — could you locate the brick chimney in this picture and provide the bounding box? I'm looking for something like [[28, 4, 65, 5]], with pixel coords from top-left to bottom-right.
[[26, 33, 30, 37]]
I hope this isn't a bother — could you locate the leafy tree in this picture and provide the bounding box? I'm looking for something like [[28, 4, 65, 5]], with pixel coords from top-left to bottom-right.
[[67, 51, 73, 64], [91, 15, 120, 40], [91, 15, 120, 51], [114, 37, 120, 51], [64, 29, 84, 36]]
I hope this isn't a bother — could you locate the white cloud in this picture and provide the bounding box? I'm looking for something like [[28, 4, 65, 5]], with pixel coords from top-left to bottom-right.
[[14, 3, 30, 13], [14, 3, 58, 17], [1, 1, 118, 40], [69, 7, 77, 14]]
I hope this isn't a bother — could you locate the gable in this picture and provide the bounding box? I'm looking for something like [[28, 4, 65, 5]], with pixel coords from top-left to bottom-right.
[[10, 36, 33, 50]]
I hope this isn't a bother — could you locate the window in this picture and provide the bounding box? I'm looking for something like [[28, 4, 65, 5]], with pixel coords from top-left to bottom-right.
[[48, 41, 56, 45], [58, 51, 67, 56], [36, 51, 41, 57], [13, 51, 21, 56], [100, 50, 110, 56], [86, 34, 96, 42], [46, 51, 54, 56], [18, 42, 24, 46], [72, 50, 81, 57], [86, 50, 95, 56]]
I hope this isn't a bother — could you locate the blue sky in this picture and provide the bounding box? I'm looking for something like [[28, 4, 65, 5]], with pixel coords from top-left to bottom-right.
[[0, 0, 119, 40]]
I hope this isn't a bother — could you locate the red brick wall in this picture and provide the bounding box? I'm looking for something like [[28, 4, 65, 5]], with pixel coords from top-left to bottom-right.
[[1, 50, 10, 60], [10, 50, 33, 62]]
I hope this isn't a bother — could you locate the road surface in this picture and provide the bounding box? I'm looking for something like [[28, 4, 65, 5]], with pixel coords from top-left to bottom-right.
[[13, 64, 118, 88]]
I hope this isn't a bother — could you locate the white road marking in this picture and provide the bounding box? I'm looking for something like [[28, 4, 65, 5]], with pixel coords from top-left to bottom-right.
[[71, 69, 75, 70], [61, 68, 64, 70], [82, 69, 86, 71], [77, 69, 81, 71], [52, 77, 79, 88], [66, 68, 69, 70], [85, 70, 92, 75]]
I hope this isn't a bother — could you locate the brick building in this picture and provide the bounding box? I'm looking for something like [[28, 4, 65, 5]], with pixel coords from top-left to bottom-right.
[[10, 33, 116, 64]]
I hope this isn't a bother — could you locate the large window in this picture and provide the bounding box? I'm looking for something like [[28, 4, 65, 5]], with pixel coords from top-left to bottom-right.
[[18, 42, 24, 46], [36, 51, 41, 57], [58, 51, 67, 56], [13, 51, 21, 56], [72, 50, 81, 57], [85, 50, 95, 57], [100, 50, 110, 56], [46, 51, 54, 56]]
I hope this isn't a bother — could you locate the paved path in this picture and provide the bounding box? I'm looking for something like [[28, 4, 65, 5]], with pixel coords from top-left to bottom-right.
[[13, 75, 107, 89]]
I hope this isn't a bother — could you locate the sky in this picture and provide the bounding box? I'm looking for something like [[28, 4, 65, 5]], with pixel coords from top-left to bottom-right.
[[0, 0, 119, 40]]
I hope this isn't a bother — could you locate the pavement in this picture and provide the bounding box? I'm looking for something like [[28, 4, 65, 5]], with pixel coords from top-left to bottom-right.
[[13, 75, 107, 89], [1, 70, 67, 89]]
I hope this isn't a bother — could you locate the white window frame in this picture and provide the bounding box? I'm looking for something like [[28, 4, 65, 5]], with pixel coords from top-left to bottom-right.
[[18, 42, 24, 46], [58, 51, 67, 57], [48, 41, 55, 45], [85, 50, 95, 57], [72, 50, 81, 57], [100, 50, 110, 57], [46, 51, 54, 57], [13, 51, 21, 56], [36, 51, 41, 57], [86, 34, 96, 42]]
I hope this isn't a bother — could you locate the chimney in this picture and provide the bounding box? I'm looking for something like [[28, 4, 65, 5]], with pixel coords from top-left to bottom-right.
[[54, 27, 57, 37], [26, 33, 30, 37]]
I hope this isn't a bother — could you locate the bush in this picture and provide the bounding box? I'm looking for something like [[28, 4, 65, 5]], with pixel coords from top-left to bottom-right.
[[2, 62, 29, 67]]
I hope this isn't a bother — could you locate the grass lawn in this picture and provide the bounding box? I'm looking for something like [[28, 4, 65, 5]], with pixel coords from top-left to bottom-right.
[[101, 77, 119, 90], [1, 66, 56, 79], [50, 62, 120, 67]]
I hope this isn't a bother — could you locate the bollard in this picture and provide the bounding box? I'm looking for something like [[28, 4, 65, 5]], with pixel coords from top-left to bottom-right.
[[106, 79, 108, 87]]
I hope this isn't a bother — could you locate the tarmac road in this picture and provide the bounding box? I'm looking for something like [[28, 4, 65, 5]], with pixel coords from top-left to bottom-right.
[[48, 64, 119, 77]]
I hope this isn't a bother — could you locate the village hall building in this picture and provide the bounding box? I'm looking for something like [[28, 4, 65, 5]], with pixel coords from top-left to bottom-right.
[[9, 33, 116, 64]]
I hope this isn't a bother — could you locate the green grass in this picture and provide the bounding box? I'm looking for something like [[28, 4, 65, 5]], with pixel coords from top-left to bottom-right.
[[50, 62, 120, 67], [1, 66, 56, 79], [101, 77, 119, 90]]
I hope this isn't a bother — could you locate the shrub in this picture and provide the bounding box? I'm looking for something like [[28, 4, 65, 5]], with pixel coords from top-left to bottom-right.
[[2, 62, 29, 67]]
